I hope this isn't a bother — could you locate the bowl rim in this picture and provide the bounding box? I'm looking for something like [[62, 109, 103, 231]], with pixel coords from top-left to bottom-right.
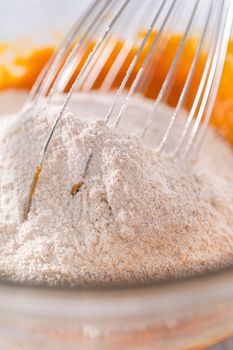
[[1, 262, 233, 293]]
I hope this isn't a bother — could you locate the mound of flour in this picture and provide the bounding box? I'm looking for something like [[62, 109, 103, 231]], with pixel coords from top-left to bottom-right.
[[0, 92, 233, 286]]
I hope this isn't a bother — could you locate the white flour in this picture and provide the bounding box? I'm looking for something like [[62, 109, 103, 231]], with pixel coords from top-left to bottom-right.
[[0, 91, 233, 286]]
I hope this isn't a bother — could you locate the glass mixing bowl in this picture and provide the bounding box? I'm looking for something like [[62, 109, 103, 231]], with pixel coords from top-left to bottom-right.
[[1, 268, 233, 350], [0, 2, 233, 349]]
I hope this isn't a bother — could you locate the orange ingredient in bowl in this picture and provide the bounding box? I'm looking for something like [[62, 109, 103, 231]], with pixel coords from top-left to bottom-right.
[[0, 34, 232, 144]]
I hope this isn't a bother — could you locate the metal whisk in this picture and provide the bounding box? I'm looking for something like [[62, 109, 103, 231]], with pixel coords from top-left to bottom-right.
[[24, 0, 233, 217]]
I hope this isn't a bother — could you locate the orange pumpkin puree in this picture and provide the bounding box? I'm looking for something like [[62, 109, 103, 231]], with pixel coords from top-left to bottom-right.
[[0, 34, 232, 144]]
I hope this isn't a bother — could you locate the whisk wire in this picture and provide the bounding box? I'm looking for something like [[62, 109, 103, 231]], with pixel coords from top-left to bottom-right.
[[140, 0, 200, 141], [193, 0, 233, 157], [173, 2, 223, 159], [105, 0, 176, 126], [157, 0, 212, 155], [81, 0, 153, 92], [183, 0, 233, 159], [48, 0, 118, 98], [100, 0, 153, 92], [28, 0, 101, 102]]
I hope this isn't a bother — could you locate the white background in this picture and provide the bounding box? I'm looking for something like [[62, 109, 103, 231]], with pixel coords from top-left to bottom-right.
[[0, 0, 92, 41]]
